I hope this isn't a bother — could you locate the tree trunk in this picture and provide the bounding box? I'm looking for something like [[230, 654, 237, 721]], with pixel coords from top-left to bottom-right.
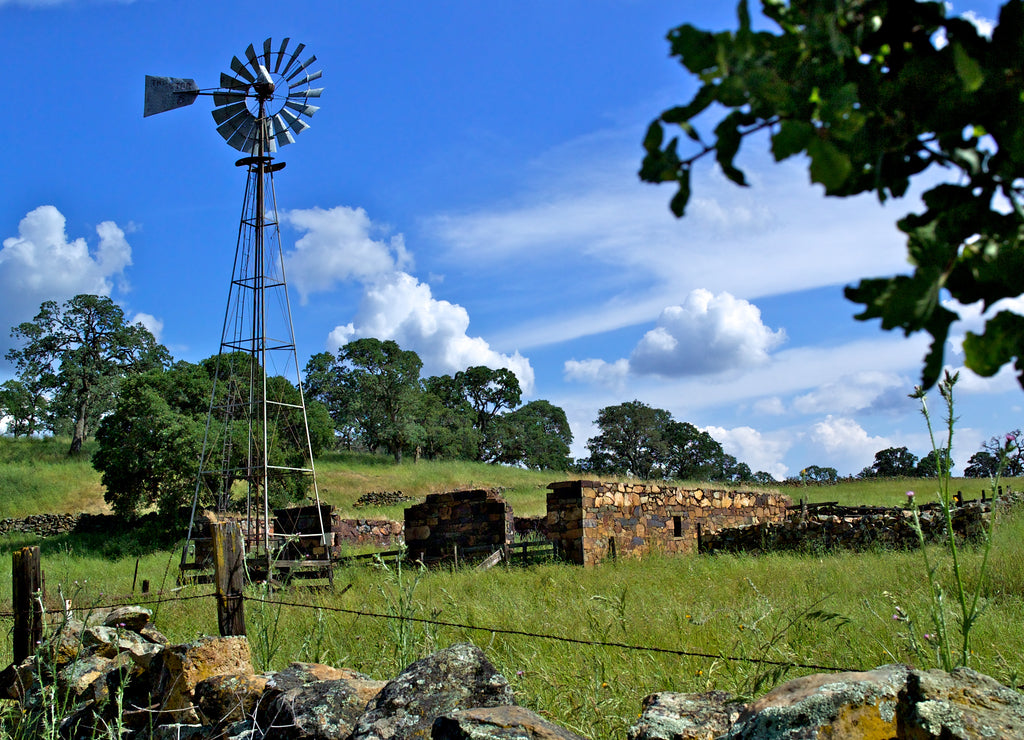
[[70, 415, 87, 455]]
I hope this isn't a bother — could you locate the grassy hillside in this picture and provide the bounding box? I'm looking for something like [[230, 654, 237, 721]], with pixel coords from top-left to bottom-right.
[[0, 435, 1017, 519]]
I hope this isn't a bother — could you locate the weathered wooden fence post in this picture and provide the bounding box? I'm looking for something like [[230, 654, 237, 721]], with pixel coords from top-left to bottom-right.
[[12, 546, 43, 663], [213, 521, 246, 636]]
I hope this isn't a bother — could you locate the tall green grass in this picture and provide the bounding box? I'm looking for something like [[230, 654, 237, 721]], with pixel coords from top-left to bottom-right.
[[0, 438, 105, 518], [3, 436, 1024, 737], [2, 507, 1022, 738]]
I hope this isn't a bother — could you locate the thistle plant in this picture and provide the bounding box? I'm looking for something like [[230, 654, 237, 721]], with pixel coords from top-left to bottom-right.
[[909, 370, 1006, 671]]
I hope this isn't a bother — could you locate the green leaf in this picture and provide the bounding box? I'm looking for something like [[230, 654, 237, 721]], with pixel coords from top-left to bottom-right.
[[807, 137, 852, 192], [639, 137, 682, 184], [963, 311, 1024, 380], [714, 113, 749, 186], [668, 24, 718, 74], [952, 42, 985, 92], [643, 120, 664, 152], [771, 120, 813, 161], [669, 167, 692, 217]]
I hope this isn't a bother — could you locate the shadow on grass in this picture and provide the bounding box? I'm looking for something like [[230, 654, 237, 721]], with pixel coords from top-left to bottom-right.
[[318, 450, 402, 468], [1, 515, 187, 560]]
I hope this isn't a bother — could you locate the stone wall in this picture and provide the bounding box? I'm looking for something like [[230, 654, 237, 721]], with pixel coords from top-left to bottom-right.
[[546, 480, 791, 567], [700, 498, 998, 554], [404, 489, 514, 563], [331, 518, 403, 553]]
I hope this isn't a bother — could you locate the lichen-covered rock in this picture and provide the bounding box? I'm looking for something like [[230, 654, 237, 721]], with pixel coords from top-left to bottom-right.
[[898, 666, 1024, 739], [194, 671, 268, 728], [152, 723, 210, 740], [350, 643, 516, 740], [432, 705, 589, 739], [629, 691, 743, 740], [103, 605, 153, 633], [258, 676, 375, 739], [727, 664, 908, 739], [149, 635, 254, 725], [266, 662, 386, 706], [252, 662, 385, 738]]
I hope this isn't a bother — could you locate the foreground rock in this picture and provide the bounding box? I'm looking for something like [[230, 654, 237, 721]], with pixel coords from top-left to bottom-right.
[[350, 643, 515, 740], [5, 607, 1024, 740], [629, 663, 1024, 740], [432, 705, 589, 739]]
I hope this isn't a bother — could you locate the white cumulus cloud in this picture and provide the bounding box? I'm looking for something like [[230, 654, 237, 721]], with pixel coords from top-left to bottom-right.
[[630, 290, 785, 377], [793, 370, 911, 415], [284, 206, 412, 304], [131, 312, 164, 341], [327, 271, 534, 393], [806, 415, 891, 473], [704, 424, 791, 481], [563, 358, 630, 389], [0, 206, 133, 350]]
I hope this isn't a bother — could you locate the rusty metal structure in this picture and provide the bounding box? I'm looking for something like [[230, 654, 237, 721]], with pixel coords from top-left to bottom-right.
[[144, 38, 331, 582]]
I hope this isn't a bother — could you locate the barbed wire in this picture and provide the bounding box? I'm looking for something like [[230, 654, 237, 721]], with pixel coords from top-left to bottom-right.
[[2, 586, 863, 673], [242, 593, 863, 673]]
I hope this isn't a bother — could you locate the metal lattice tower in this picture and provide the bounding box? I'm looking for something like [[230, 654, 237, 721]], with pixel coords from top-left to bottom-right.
[[144, 37, 330, 579]]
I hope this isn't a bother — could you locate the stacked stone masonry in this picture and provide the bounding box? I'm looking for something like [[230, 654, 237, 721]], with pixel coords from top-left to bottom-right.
[[404, 489, 514, 563], [546, 480, 792, 567]]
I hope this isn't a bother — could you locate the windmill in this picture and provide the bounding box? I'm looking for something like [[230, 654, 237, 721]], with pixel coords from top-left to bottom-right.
[[144, 38, 331, 582]]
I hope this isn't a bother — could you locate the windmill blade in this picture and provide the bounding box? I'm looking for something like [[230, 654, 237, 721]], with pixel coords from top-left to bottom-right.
[[279, 108, 311, 135], [230, 56, 256, 83], [272, 114, 297, 146], [143, 75, 199, 117], [220, 73, 249, 91], [284, 101, 319, 118], [264, 120, 278, 152], [226, 116, 259, 151], [244, 43, 260, 74], [262, 38, 273, 71], [217, 110, 256, 143], [288, 70, 322, 88], [211, 101, 248, 126], [288, 88, 323, 99], [285, 55, 317, 82], [273, 37, 291, 73], [213, 91, 247, 107], [280, 42, 305, 78]]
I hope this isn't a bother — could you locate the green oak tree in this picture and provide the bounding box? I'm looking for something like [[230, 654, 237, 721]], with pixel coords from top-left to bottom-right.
[[870, 445, 920, 477], [492, 399, 574, 470], [916, 447, 953, 477], [663, 420, 731, 481], [93, 362, 209, 517], [94, 357, 333, 517], [336, 338, 424, 463], [0, 379, 47, 437], [641, 0, 1024, 390], [456, 366, 523, 461], [801, 464, 839, 484], [585, 400, 673, 478], [7, 295, 169, 454]]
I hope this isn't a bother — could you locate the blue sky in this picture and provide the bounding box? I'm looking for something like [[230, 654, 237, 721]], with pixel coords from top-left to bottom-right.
[[1, 0, 1020, 479]]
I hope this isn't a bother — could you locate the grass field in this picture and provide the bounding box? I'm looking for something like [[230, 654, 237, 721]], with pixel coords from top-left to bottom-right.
[[1, 437, 1022, 738]]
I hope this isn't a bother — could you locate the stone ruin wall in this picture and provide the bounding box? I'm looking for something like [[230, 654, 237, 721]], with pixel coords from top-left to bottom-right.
[[546, 480, 792, 567], [403, 489, 514, 562]]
